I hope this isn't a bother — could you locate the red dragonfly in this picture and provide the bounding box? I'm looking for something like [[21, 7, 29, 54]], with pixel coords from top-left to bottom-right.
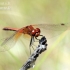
[[0, 23, 69, 51]]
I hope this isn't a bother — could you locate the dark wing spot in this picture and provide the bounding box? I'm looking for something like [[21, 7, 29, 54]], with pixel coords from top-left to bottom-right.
[[61, 23, 65, 26]]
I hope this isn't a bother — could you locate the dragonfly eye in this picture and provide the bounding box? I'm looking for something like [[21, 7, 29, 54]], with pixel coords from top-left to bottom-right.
[[31, 29, 36, 36], [35, 28, 40, 33], [34, 28, 40, 37]]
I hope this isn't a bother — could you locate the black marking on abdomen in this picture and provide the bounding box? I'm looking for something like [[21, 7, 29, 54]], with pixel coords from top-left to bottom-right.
[[3, 28, 16, 31]]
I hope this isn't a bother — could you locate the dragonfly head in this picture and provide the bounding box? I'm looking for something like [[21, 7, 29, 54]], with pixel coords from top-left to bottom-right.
[[31, 28, 40, 37]]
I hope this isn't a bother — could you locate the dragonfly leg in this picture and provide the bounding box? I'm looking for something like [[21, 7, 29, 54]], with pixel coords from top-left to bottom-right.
[[31, 45, 35, 50], [35, 35, 43, 41], [29, 35, 43, 54], [39, 35, 43, 36], [29, 36, 35, 54], [35, 37, 40, 40], [29, 44, 35, 55]]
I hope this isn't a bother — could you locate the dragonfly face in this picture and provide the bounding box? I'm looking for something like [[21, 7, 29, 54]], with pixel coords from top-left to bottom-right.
[[31, 28, 40, 37]]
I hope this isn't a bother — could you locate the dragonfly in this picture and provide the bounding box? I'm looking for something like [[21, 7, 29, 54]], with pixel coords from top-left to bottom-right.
[[0, 23, 69, 51]]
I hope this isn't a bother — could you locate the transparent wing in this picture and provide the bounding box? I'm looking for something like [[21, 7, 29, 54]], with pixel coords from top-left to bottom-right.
[[0, 29, 22, 51], [33, 23, 70, 38], [33, 23, 70, 31]]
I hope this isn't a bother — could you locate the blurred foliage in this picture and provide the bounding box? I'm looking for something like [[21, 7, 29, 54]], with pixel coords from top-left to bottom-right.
[[0, 0, 70, 70]]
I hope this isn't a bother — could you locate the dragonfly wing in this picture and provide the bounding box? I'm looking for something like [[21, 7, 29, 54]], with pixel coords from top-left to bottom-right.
[[33, 23, 70, 38], [33, 23, 70, 31], [0, 29, 22, 51]]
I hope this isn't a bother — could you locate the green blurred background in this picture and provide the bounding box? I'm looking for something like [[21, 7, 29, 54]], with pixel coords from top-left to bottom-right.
[[0, 0, 70, 70]]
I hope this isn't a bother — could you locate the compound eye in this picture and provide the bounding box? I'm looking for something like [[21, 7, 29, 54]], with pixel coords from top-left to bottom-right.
[[31, 29, 36, 36], [36, 28, 40, 33]]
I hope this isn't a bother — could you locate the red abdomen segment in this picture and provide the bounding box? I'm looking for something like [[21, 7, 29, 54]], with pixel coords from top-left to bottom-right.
[[3, 27, 19, 31]]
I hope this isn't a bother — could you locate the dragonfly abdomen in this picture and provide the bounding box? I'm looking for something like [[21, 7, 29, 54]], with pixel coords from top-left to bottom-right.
[[3, 27, 18, 31]]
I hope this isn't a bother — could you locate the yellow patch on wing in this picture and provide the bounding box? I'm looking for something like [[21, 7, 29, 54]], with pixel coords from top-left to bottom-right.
[[14, 32, 22, 41]]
